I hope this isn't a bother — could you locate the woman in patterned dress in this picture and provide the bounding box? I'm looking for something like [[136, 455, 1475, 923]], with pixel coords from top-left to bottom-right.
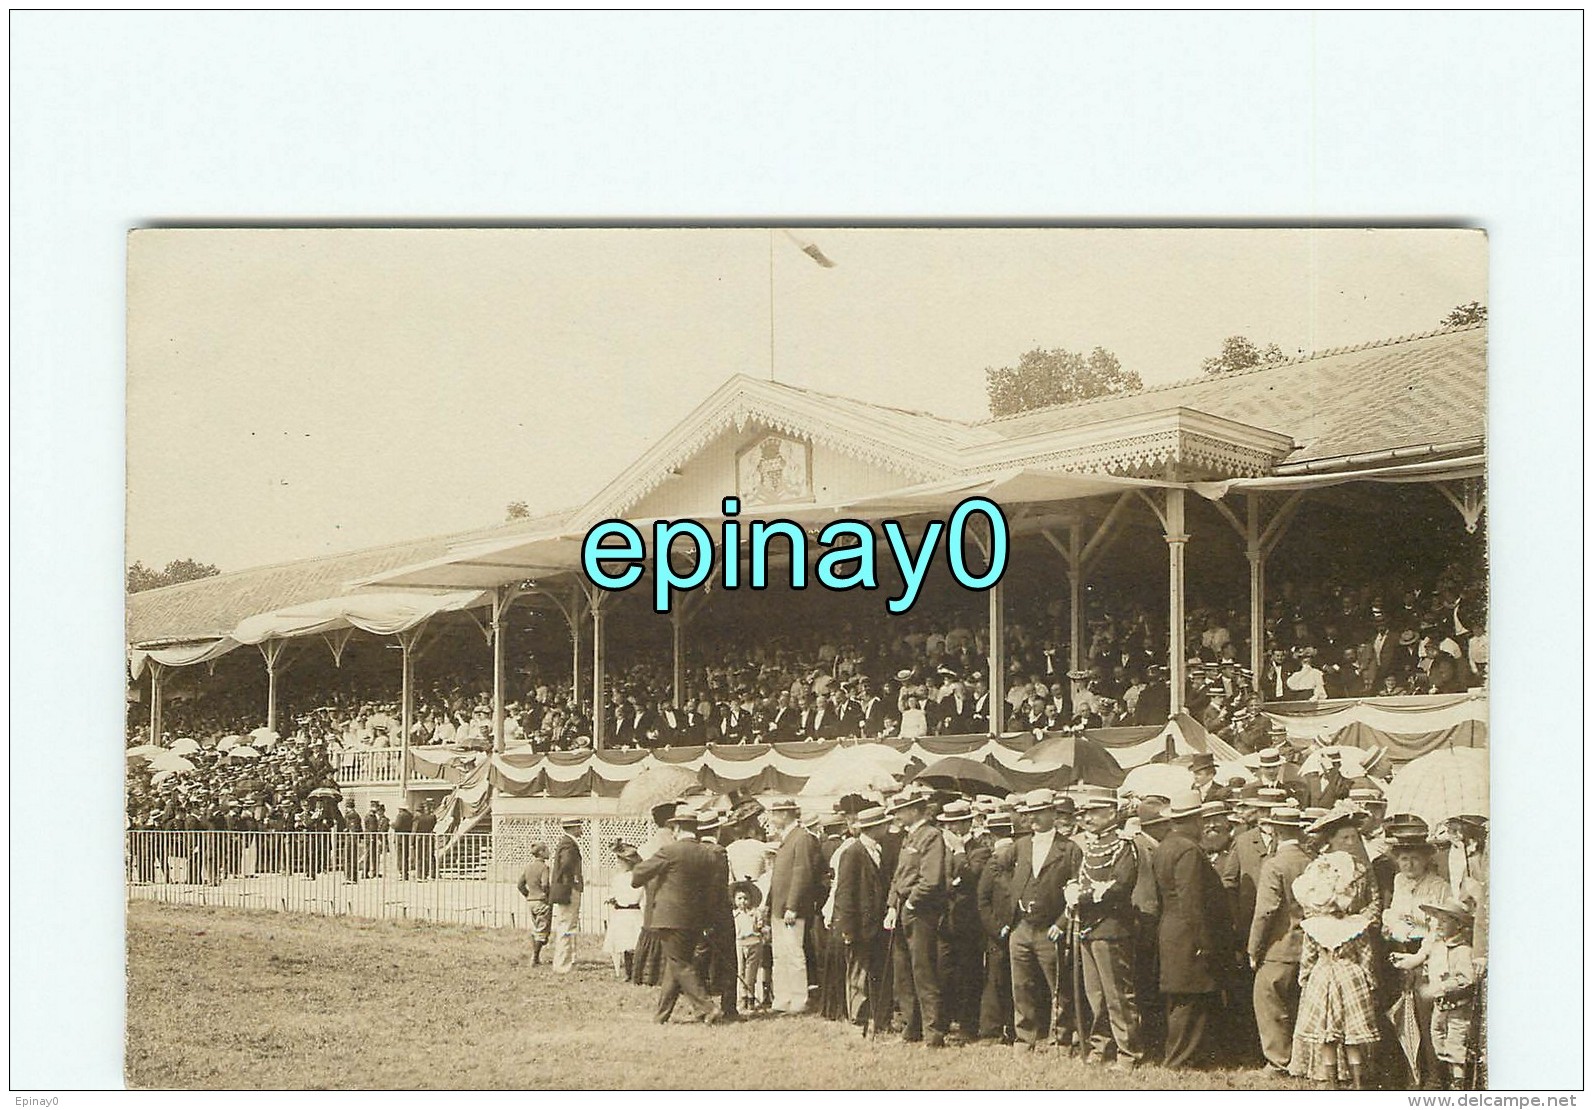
[[1290, 807, 1385, 1089]]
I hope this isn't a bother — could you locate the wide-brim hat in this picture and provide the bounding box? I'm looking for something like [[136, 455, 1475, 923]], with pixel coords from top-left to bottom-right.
[[1259, 806, 1303, 828], [1256, 747, 1283, 769], [1398, 629, 1420, 646], [1196, 800, 1230, 820], [1448, 814, 1489, 834], [766, 796, 802, 815], [1305, 807, 1358, 836], [885, 788, 932, 814], [1065, 669, 1091, 681], [650, 799, 681, 827], [1381, 813, 1431, 841], [1420, 895, 1474, 925], [725, 798, 765, 826], [731, 879, 763, 910], [559, 816, 584, 829]]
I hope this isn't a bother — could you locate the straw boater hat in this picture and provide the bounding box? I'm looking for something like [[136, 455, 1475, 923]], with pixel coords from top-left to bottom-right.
[[1259, 805, 1303, 828], [1382, 813, 1432, 845], [559, 816, 583, 830], [1143, 790, 1202, 825], [1196, 800, 1230, 820], [937, 800, 975, 825], [886, 786, 933, 814], [1256, 747, 1284, 769], [854, 806, 891, 830], [1017, 788, 1056, 814]]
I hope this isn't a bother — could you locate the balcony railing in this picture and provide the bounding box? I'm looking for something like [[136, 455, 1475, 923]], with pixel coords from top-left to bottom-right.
[[335, 747, 451, 787]]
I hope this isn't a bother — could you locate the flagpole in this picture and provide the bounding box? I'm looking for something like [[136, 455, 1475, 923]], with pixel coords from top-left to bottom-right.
[[767, 228, 776, 381]]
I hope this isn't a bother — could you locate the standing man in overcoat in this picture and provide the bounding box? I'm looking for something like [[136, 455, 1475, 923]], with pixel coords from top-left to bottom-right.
[[1005, 788, 1081, 1054], [1148, 790, 1236, 1069], [885, 786, 949, 1047], [831, 804, 891, 1031], [630, 807, 725, 1024], [1246, 805, 1310, 1074]]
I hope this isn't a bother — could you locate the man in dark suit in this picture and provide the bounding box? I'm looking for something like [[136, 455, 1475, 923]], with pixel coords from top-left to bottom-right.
[[390, 802, 415, 880], [855, 680, 886, 739], [1005, 788, 1082, 1053], [765, 693, 799, 741], [766, 797, 824, 1013], [413, 799, 436, 881], [630, 808, 726, 1024], [832, 805, 891, 1030], [1359, 604, 1413, 692], [692, 807, 740, 1020], [976, 812, 1018, 1044], [548, 817, 585, 974], [1190, 753, 1230, 804], [885, 787, 949, 1047], [1247, 806, 1310, 1074], [1148, 791, 1236, 1068]]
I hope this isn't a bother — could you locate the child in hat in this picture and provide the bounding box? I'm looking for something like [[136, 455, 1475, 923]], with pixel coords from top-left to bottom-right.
[[1392, 897, 1477, 1089], [1289, 841, 1382, 1089], [732, 883, 768, 1013]]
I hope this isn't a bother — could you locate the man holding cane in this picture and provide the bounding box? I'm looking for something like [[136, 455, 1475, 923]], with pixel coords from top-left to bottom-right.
[[1067, 786, 1143, 1070]]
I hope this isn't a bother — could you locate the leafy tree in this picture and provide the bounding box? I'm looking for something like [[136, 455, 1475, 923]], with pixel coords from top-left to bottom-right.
[[1442, 301, 1487, 328], [985, 346, 1140, 418], [127, 558, 220, 593], [1201, 335, 1286, 376], [505, 501, 531, 521]]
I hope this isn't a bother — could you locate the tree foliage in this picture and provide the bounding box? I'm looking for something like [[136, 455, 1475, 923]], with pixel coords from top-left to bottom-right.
[[505, 501, 531, 521], [1201, 335, 1286, 376], [1441, 301, 1487, 328], [984, 346, 1141, 418], [127, 558, 221, 593]]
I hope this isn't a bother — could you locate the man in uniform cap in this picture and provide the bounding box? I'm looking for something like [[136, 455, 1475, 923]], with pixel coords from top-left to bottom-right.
[[1004, 788, 1082, 1053], [766, 797, 824, 1013], [1247, 806, 1311, 1074], [884, 787, 949, 1046], [1069, 785, 1142, 1069], [1146, 790, 1235, 1068]]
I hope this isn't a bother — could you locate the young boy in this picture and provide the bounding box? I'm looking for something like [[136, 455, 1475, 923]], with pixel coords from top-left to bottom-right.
[[733, 884, 767, 1013], [1393, 895, 1477, 1089]]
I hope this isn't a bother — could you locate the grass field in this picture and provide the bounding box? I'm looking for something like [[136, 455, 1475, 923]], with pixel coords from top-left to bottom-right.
[[127, 903, 1305, 1090]]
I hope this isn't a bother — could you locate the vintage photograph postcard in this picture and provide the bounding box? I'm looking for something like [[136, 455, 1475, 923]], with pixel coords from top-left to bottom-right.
[[125, 227, 1489, 1090]]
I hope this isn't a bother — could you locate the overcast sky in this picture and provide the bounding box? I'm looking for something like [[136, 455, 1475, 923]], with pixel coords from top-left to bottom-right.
[[127, 227, 1486, 571]]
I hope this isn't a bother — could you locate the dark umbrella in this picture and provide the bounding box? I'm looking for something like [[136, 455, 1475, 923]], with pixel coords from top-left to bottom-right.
[[907, 756, 1012, 798], [307, 786, 341, 800], [1017, 731, 1126, 789]]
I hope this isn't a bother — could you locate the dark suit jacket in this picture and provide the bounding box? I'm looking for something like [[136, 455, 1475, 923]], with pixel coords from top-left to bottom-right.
[[768, 824, 824, 920], [832, 838, 887, 944], [977, 849, 1016, 941], [1005, 830, 1081, 931], [549, 834, 584, 905], [1247, 840, 1309, 964], [888, 821, 948, 912], [1152, 827, 1234, 994], [1232, 825, 1269, 932], [630, 836, 722, 931]]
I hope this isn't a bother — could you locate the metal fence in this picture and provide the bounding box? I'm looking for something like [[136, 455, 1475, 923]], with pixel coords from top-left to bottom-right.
[[126, 823, 654, 934]]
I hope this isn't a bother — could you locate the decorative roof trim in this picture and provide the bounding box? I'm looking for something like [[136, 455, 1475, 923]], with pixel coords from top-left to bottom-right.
[[573, 376, 960, 527]]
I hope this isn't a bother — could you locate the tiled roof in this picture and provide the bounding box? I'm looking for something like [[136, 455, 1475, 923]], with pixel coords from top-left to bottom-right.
[[126, 508, 574, 645], [982, 324, 1486, 465]]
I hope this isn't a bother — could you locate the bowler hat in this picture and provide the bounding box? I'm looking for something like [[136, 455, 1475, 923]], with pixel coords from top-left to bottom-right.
[[1189, 753, 1216, 773]]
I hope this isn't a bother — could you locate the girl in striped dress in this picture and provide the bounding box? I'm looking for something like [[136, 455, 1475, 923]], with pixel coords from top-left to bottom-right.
[[1290, 837, 1383, 1088]]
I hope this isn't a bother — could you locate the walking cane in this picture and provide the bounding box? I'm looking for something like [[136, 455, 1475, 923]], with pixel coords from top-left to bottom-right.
[[1070, 912, 1087, 1059], [869, 916, 897, 1039], [1463, 970, 1487, 1090]]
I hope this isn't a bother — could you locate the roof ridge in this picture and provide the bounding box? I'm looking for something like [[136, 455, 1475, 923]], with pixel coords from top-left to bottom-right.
[[762, 377, 977, 428], [976, 322, 1486, 426], [128, 505, 579, 597]]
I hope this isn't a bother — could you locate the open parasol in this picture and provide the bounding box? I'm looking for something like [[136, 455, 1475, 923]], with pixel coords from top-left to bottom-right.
[[308, 785, 342, 800], [168, 737, 201, 756], [1383, 748, 1488, 829], [799, 743, 911, 797], [228, 745, 262, 760], [906, 756, 1012, 798], [216, 735, 242, 752], [1119, 762, 1194, 800], [147, 751, 195, 774], [616, 764, 705, 818]]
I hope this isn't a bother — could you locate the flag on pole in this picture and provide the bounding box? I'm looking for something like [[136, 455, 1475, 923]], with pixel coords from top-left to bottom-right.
[[781, 229, 837, 268]]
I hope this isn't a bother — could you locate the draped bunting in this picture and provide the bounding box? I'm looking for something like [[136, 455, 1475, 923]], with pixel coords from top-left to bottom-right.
[[1263, 694, 1489, 754], [405, 729, 1193, 803]]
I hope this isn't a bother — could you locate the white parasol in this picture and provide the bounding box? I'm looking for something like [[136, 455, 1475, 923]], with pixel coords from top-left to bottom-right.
[[799, 743, 911, 797], [168, 737, 201, 756], [1383, 748, 1488, 828], [1118, 763, 1194, 800], [228, 745, 262, 760]]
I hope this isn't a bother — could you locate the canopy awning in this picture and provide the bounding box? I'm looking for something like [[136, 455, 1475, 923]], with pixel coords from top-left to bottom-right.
[[1191, 454, 1485, 500], [129, 589, 491, 674]]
